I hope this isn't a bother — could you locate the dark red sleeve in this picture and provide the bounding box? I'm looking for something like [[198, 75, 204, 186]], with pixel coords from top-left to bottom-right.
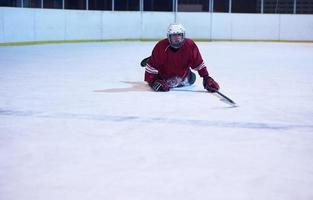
[[189, 41, 209, 77], [144, 43, 161, 84]]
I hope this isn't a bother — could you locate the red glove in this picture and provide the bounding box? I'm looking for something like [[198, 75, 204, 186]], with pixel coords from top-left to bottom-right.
[[150, 79, 170, 92], [203, 76, 220, 92]]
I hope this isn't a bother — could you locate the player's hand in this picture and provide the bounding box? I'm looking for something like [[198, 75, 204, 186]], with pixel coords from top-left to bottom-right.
[[203, 76, 219, 92], [151, 79, 170, 92]]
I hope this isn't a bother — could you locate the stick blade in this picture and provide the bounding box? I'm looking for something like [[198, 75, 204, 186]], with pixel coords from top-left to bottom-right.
[[214, 91, 238, 107]]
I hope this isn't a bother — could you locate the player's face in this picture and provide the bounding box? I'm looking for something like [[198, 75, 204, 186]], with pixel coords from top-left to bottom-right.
[[170, 33, 184, 45]]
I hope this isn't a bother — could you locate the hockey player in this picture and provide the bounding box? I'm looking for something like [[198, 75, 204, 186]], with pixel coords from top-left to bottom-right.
[[144, 23, 220, 92]]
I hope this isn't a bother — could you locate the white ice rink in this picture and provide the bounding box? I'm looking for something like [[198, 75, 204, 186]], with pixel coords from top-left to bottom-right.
[[1, 41, 313, 200]]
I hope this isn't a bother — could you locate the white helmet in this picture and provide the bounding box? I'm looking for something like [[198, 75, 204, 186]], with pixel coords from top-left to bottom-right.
[[167, 23, 186, 49]]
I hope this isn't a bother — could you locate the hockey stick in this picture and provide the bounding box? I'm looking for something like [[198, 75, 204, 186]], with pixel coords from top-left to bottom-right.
[[172, 87, 237, 106]]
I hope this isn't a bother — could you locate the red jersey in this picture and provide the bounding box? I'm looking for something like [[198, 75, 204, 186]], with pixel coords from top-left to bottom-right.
[[145, 38, 209, 84]]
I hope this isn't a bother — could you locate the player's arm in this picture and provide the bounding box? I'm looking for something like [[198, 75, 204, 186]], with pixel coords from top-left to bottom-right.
[[144, 46, 170, 92], [190, 41, 220, 92]]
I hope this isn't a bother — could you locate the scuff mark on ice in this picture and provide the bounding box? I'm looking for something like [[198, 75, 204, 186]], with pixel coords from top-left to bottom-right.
[[1, 109, 312, 131]]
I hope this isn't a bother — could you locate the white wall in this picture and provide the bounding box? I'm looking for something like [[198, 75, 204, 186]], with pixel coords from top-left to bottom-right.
[[65, 10, 102, 40], [0, 7, 313, 43], [103, 12, 141, 39], [142, 12, 174, 38], [2, 8, 35, 42], [0, 8, 4, 42], [280, 14, 313, 41], [211, 13, 232, 40], [35, 9, 66, 41], [177, 12, 212, 39], [231, 14, 280, 40]]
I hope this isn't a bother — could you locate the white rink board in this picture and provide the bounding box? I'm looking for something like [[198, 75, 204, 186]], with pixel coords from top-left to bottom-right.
[[1, 7, 313, 43]]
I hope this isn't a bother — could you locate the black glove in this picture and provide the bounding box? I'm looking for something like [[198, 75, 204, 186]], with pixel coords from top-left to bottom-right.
[[203, 76, 220, 92], [140, 56, 150, 67], [151, 79, 170, 92]]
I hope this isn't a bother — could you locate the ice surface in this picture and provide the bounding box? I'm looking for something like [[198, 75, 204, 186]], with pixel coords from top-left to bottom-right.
[[0, 42, 313, 200]]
